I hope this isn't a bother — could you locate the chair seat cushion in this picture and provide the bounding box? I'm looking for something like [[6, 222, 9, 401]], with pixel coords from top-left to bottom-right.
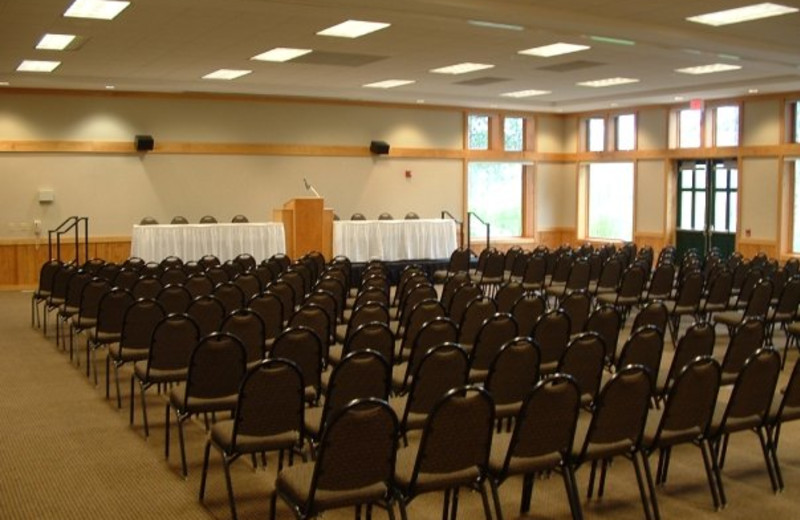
[[488, 432, 562, 475], [133, 361, 188, 384], [394, 443, 481, 493], [277, 462, 389, 510], [211, 420, 300, 453], [168, 386, 238, 414], [108, 343, 148, 363]]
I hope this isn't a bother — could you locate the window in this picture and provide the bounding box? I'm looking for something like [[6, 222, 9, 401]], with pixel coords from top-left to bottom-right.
[[587, 117, 605, 151], [468, 114, 489, 150], [715, 105, 740, 146], [679, 109, 702, 148], [504, 116, 523, 151], [794, 101, 800, 143], [587, 162, 634, 241], [467, 162, 523, 237], [616, 113, 636, 151]]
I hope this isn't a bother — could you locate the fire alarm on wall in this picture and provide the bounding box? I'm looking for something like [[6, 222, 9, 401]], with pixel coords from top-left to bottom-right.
[[405, 170, 412, 178]]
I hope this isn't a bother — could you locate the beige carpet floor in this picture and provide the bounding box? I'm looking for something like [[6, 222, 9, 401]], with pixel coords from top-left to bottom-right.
[[3, 289, 800, 519]]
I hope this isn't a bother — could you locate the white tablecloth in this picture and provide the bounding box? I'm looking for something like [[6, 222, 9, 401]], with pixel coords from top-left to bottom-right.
[[131, 223, 286, 263], [333, 219, 458, 262]]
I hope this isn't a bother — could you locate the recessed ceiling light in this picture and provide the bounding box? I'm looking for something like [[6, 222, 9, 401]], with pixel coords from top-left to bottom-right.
[[316, 20, 390, 38], [577, 77, 639, 87], [0, 82, 10, 86], [36, 33, 77, 50], [64, 0, 130, 20], [675, 96, 685, 101], [748, 88, 759, 94], [518, 42, 590, 57], [500, 89, 551, 98], [590, 35, 636, 46], [105, 85, 115, 89], [17, 60, 61, 73], [429, 62, 495, 75], [363, 79, 415, 89], [251, 48, 312, 62], [416, 99, 426, 104], [202, 69, 252, 80], [687, 3, 798, 26], [676, 63, 742, 74], [467, 20, 524, 31]]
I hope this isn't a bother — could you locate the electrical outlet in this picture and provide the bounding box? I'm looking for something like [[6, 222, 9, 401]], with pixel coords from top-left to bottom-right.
[[33, 219, 42, 234]]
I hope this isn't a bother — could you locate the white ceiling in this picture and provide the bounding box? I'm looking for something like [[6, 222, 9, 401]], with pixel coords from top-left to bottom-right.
[[1, 0, 799, 113]]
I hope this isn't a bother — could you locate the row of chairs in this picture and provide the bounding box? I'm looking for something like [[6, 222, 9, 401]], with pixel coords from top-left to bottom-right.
[[348, 212, 420, 221], [139, 214, 250, 225]]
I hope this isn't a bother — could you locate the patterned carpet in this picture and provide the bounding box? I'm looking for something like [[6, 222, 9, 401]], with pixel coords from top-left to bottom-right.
[[3, 289, 800, 520]]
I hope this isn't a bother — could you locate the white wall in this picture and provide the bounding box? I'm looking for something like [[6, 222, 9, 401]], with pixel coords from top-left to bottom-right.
[[740, 157, 779, 240], [635, 159, 667, 233]]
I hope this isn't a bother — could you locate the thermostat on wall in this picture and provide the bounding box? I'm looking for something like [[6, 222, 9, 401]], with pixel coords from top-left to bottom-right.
[[38, 189, 55, 203]]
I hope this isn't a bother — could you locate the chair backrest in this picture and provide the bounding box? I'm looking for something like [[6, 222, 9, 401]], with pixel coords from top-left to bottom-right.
[[170, 215, 189, 224], [775, 357, 800, 424], [559, 289, 591, 334], [221, 308, 266, 364], [702, 268, 734, 309], [403, 343, 469, 422], [131, 275, 163, 300], [377, 212, 393, 220], [199, 215, 218, 223], [186, 294, 227, 337], [95, 287, 135, 334], [180, 332, 247, 404], [666, 321, 716, 386], [616, 325, 664, 379], [247, 292, 285, 340], [575, 365, 652, 461], [405, 316, 459, 373], [350, 212, 366, 221], [139, 216, 158, 225], [494, 281, 525, 313], [595, 257, 624, 292], [315, 277, 347, 321], [345, 301, 390, 338], [271, 326, 324, 401], [457, 295, 498, 346], [631, 300, 668, 335], [565, 257, 592, 291], [448, 282, 483, 325], [156, 283, 192, 315], [231, 214, 249, 223], [77, 277, 112, 322], [651, 356, 721, 447], [522, 253, 547, 290], [584, 304, 622, 365], [549, 253, 574, 285], [445, 248, 472, 276], [557, 331, 607, 405], [720, 317, 766, 379], [469, 312, 519, 372], [774, 274, 800, 315], [743, 278, 773, 319], [305, 289, 339, 331], [183, 273, 214, 298], [484, 337, 541, 406], [308, 399, 398, 502], [119, 298, 166, 351], [342, 321, 395, 365], [318, 350, 391, 434], [266, 279, 297, 317], [646, 262, 676, 300], [718, 348, 781, 432], [531, 308, 572, 366], [289, 302, 333, 351], [232, 272, 261, 301], [405, 211, 420, 220], [510, 291, 547, 337], [406, 386, 494, 490], [616, 265, 647, 300], [160, 267, 187, 286], [146, 313, 201, 376], [497, 374, 580, 476], [279, 269, 306, 305]]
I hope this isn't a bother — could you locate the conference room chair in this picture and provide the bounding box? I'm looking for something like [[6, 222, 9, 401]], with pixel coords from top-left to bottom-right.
[[122, 256, 147, 272], [767, 357, 800, 491], [393, 283, 438, 337], [558, 332, 607, 407], [392, 318, 459, 395], [588, 255, 624, 298], [132, 275, 164, 300], [438, 272, 469, 312], [139, 261, 163, 278], [501, 246, 524, 282], [569, 365, 654, 520], [205, 265, 230, 286], [714, 278, 773, 338], [327, 322, 395, 376], [108, 298, 165, 409], [584, 304, 622, 368], [198, 254, 221, 270], [404, 211, 419, 219], [230, 214, 249, 223], [31, 258, 61, 330], [272, 398, 399, 520], [613, 325, 665, 390], [231, 272, 262, 301], [664, 270, 705, 344], [70, 276, 112, 370], [170, 215, 189, 224], [708, 348, 782, 502], [186, 294, 226, 338], [233, 252, 257, 272], [212, 281, 246, 315], [305, 350, 391, 451], [432, 247, 472, 283], [139, 216, 158, 225], [131, 313, 201, 438], [333, 300, 390, 348], [521, 252, 548, 292], [253, 263, 275, 288], [631, 300, 669, 337], [87, 287, 135, 392], [183, 272, 214, 298], [467, 313, 518, 384], [343, 286, 389, 323], [221, 259, 245, 279], [220, 308, 267, 367], [378, 212, 393, 220], [596, 264, 648, 321], [640, 356, 723, 515], [314, 276, 347, 323], [112, 267, 140, 292], [696, 268, 734, 322], [270, 326, 324, 405], [160, 266, 188, 286], [200, 358, 306, 520], [43, 262, 76, 339], [350, 212, 366, 221], [246, 292, 285, 350], [280, 268, 308, 305], [305, 289, 340, 334], [560, 289, 592, 336], [531, 308, 572, 374], [266, 279, 297, 319], [483, 337, 541, 427], [457, 295, 498, 352], [718, 317, 766, 386], [288, 303, 334, 363], [654, 320, 715, 405], [199, 215, 218, 223], [472, 249, 506, 298], [509, 291, 547, 338], [545, 256, 591, 304], [394, 385, 495, 520], [96, 262, 121, 284], [56, 269, 91, 351], [494, 281, 525, 314], [765, 275, 800, 355], [487, 374, 581, 520]]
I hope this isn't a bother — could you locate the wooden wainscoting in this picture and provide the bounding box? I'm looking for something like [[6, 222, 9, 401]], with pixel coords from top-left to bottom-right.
[[737, 238, 779, 260], [535, 228, 577, 249], [0, 237, 131, 289]]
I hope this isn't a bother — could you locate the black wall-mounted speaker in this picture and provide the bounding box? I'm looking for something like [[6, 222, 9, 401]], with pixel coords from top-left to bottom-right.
[[369, 140, 390, 155], [135, 135, 155, 152]]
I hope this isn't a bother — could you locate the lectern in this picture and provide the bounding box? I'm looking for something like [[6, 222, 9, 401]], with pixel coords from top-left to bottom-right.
[[273, 197, 334, 259]]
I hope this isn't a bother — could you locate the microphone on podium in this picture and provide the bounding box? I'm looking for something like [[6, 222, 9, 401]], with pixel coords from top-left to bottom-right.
[[303, 177, 322, 198]]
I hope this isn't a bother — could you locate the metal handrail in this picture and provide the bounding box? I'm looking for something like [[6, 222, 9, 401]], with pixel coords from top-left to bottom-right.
[[440, 210, 464, 249], [48, 216, 89, 264], [466, 212, 490, 253]]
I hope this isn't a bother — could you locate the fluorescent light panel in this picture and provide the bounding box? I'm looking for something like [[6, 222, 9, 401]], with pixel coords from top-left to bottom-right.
[[577, 77, 639, 87], [468, 20, 524, 31], [430, 62, 494, 74], [64, 0, 130, 20], [202, 69, 252, 80], [501, 89, 551, 98], [687, 3, 798, 26], [676, 63, 742, 74], [36, 34, 77, 50], [17, 60, 61, 72], [590, 35, 636, 46], [519, 42, 590, 57], [251, 47, 312, 62], [316, 20, 390, 38], [363, 79, 415, 89]]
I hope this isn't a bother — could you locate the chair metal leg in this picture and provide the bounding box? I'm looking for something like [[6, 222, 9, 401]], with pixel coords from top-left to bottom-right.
[[641, 452, 661, 520], [222, 455, 238, 520], [521, 474, 534, 513], [598, 458, 609, 498], [757, 428, 780, 492], [489, 478, 504, 520], [587, 460, 598, 498], [140, 381, 150, 437], [199, 441, 211, 501], [478, 480, 493, 520], [563, 465, 584, 520], [698, 439, 722, 510], [630, 453, 654, 520]]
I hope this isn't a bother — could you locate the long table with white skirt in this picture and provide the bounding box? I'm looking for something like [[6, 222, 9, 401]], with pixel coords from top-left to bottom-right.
[[131, 222, 286, 263], [332, 219, 458, 263]]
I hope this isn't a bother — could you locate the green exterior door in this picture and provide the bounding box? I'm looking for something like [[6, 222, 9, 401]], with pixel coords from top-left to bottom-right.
[[676, 159, 738, 259]]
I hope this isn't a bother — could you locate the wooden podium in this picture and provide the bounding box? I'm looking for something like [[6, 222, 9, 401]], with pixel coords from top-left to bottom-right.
[[273, 197, 334, 259]]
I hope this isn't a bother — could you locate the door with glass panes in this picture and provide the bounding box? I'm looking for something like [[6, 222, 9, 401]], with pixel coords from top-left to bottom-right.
[[675, 159, 737, 259]]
